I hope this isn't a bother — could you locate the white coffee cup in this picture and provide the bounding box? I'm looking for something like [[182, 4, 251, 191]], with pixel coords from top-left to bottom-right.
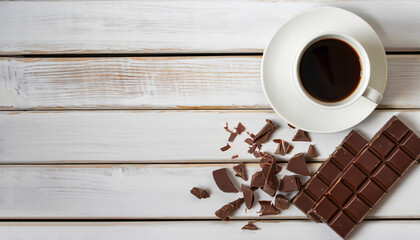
[[293, 32, 382, 109]]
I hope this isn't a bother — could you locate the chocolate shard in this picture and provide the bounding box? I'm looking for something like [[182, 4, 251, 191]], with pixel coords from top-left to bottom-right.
[[231, 154, 239, 159], [212, 168, 239, 193], [215, 198, 244, 221], [190, 187, 210, 199], [241, 221, 259, 230], [262, 161, 279, 197], [275, 141, 285, 155], [246, 131, 255, 139], [274, 139, 293, 156], [253, 119, 276, 144], [223, 122, 234, 134], [259, 153, 275, 167], [250, 171, 265, 189], [220, 143, 231, 152], [233, 163, 248, 181], [273, 139, 282, 143], [258, 201, 280, 216], [248, 144, 258, 154], [275, 164, 283, 174], [307, 144, 319, 158], [287, 153, 312, 176], [253, 151, 262, 158], [228, 133, 237, 142], [241, 184, 254, 209], [283, 140, 293, 154], [274, 194, 290, 210], [280, 175, 302, 192], [293, 129, 311, 142], [235, 122, 246, 135], [244, 138, 253, 145], [288, 124, 296, 129]]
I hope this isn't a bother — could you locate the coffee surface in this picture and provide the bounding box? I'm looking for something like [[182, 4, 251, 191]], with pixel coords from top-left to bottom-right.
[[299, 38, 361, 102]]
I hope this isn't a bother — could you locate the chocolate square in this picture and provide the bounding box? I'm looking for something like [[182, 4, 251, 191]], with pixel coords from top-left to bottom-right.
[[328, 181, 353, 206], [370, 134, 395, 159], [341, 165, 367, 190], [402, 133, 420, 158], [386, 148, 414, 174], [314, 197, 339, 222], [332, 147, 355, 169], [372, 164, 400, 191], [343, 196, 370, 223], [358, 180, 385, 207], [318, 160, 342, 184], [343, 131, 368, 154], [385, 119, 410, 142], [328, 212, 356, 239], [293, 191, 315, 213], [354, 149, 381, 174], [306, 176, 329, 199]]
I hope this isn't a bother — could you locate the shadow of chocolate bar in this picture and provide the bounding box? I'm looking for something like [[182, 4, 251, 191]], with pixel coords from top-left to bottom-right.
[[292, 130, 368, 222], [311, 116, 420, 239]]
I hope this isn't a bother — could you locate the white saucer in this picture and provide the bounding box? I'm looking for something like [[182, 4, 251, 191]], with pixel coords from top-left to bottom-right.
[[261, 7, 387, 133]]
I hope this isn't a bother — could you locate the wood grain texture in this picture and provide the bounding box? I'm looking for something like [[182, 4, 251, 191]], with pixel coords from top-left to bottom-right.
[[1, 55, 419, 110], [0, 221, 419, 240], [0, 163, 418, 219], [1, 1, 420, 54], [0, 110, 418, 163]]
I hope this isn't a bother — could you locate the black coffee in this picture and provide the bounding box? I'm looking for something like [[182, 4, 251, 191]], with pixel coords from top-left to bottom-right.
[[299, 38, 361, 102]]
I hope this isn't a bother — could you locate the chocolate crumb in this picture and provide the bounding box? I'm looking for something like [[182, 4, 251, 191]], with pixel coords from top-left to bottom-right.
[[306, 144, 318, 158], [241, 184, 254, 209], [241, 221, 259, 230], [288, 124, 296, 129], [248, 144, 258, 154], [246, 131, 255, 139], [258, 201, 280, 216], [220, 143, 231, 152], [253, 119, 276, 144], [233, 163, 248, 181], [253, 151, 262, 158], [273, 139, 281, 143], [280, 175, 302, 192], [215, 198, 244, 221], [244, 138, 253, 145], [274, 194, 290, 210], [257, 144, 262, 150], [212, 168, 239, 193], [228, 132, 237, 142], [292, 129, 311, 141], [235, 122, 246, 135], [286, 153, 311, 176], [231, 154, 239, 159], [223, 122, 235, 134], [190, 187, 210, 199]]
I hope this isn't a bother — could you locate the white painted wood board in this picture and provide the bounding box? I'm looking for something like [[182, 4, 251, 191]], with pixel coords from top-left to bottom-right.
[[0, 110, 418, 163], [0, 220, 419, 240], [0, 55, 419, 109], [0, 163, 418, 219], [1, 1, 420, 54]]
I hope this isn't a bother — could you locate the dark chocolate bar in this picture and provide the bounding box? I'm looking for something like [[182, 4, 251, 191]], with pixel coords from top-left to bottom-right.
[[311, 116, 419, 238], [292, 130, 368, 222]]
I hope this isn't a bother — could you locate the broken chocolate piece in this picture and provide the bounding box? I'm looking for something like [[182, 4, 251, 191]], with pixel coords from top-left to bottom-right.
[[274, 139, 293, 156], [235, 122, 246, 135], [262, 162, 279, 197], [242, 184, 254, 209], [253, 119, 276, 144], [307, 144, 318, 158], [253, 151, 262, 158], [275, 141, 285, 155], [287, 153, 312, 176], [246, 131, 255, 139], [248, 144, 258, 154], [241, 221, 259, 230], [220, 143, 231, 152], [288, 124, 296, 129], [224, 122, 234, 134], [283, 140, 293, 154], [212, 168, 239, 193], [244, 138, 253, 145], [259, 153, 275, 167], [215, 198, 244, 221], [231, 154, 239, 159], [233, 163, 248, 181], [258, 201, 280, 216], [228, 133, 237, 142], [293, 129, 311, 142], [274, 194, 290, 210], [257, 144, 262, 150], [280, 175, 302, 192], [190, 187, 210, 199], [251, 171, 265, 189]]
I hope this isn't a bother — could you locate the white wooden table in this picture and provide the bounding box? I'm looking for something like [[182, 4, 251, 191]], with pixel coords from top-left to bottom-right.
[[0, 1, 419, 239]]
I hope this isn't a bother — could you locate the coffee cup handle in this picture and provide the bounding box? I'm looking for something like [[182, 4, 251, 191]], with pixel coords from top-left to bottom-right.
[[362, 86, 382, 104]]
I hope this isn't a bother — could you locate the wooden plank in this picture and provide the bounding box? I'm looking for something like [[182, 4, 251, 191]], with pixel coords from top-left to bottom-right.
[[1, 55, 419, 110], [0, 220, 419, 240], [0, 110, 418, 163], [1, 1, 420, 54], [0, 163, 418, 219]]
